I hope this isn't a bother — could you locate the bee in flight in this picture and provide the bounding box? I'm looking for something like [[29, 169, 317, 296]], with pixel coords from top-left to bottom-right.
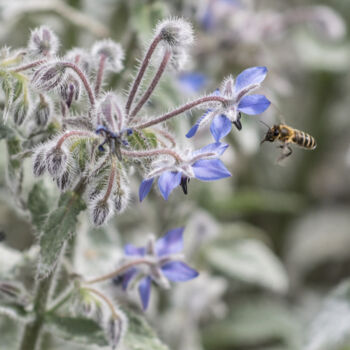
[[260, 122, 317, 161]]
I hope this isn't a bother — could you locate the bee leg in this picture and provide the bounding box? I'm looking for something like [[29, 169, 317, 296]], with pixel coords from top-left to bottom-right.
[[277, 144, 292, 163]]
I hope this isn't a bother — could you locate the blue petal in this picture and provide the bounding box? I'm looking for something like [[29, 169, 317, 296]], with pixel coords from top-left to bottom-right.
[[178, 73, 207, 93], [124, 244, 146, 256], [234, 66, 268, 94], [192, 159, 231, 181], [121, 268, 137, 290], [186, 110, 210, 139], [139, 178, 154, 202], [138, 276, 152, 310], [194, 142, 228, 157], [161, 261, 199, 282], [158, 171, 182, 200], [210, 114, 232, 142], [238, 94, 271, 115], [155, 227, 184, 257]]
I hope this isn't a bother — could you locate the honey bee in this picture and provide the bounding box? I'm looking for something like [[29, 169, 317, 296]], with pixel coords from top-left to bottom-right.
[[260, 123, 317, 161]]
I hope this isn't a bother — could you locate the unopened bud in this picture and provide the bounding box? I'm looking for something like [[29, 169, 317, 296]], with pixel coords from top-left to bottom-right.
[[91, 39, 124, 72], [56, 169, 72, 191], [99, 93, 124, 131], [13, 101, 29, 125], [106, 313, 127, 350], [28, 25, 59, 57], [33, 95, 52, 126], [31, 61, 67, 92], [90, 197, 113, 226], [156, 18, 194, 49], [33, 147, 47, 176], [65, 48, 92, 74], [46, 145, 68, 178], [60, 74, 81, 107]]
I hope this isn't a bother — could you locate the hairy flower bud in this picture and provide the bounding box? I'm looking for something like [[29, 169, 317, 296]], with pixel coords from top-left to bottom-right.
[[46, 145, 68, 178], [65, 48, 92, 74], [56, 169, 72, 192], [13, 100, 29, 125], [33, 95, 52, 126], [155, 18, 194, 49], [31, 61, 67, 92], [60, 74, 81, 107], [105, 313, 127, 350], [91, 39, 124, 72], [99, 93, 124, 131], [28, 25, 59, 57], [33, 147, 47, 176], [90, 197, 113, 226]]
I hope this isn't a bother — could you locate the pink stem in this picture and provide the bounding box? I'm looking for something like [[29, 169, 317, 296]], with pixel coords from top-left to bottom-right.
[[94, 54, 106, 97], [134, 95, 228, 130], [125, 34, 162, 116]]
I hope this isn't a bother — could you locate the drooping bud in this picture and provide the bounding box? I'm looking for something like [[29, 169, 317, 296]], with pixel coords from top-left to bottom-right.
[[33, 94, 52, 126], [60, 74, 81, 107], [46, 145, 68, 178], [155, 18, 194, 49], [91, 39, 124, 72], [105, 313, 127, 350], [98, 93, 124, 131], [28, 25, 59, 57], [31, 61, 67, 92], [33, 146, 47, 176], [13, 100, 29, 125], [65, 48, 92, 74], [56, 169, 73, 192], [90, 197, 113, 226], [113, 168, 129, 213]]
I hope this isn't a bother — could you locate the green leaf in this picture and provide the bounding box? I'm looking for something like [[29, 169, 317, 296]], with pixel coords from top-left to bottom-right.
[[305, 280, 350, 350], [204, 238, 288, 293], [202, 298, 301, 350], [0, 119, 14, 139], [28, 181, 51, 231], [124, 309, 169, 350], [39, 192, 85, 277], [46, 314, 108, 346]]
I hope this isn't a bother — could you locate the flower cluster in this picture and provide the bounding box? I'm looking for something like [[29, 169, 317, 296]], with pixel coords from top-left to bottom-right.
[[1, 18, 270, 228]]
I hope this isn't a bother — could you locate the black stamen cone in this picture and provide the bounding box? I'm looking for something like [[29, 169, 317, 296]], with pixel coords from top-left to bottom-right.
[[180, 176, 190, 195], [233, 112, 242, 130]]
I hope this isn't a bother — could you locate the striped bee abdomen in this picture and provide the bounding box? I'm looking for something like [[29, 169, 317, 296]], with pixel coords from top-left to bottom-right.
[[293, 130, 316, 150]]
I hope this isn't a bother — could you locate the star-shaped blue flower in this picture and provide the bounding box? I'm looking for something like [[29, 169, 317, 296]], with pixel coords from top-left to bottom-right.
[[120, 227, 198, 310], [139, 142, 231, 201], [186, 66, 271, 142]]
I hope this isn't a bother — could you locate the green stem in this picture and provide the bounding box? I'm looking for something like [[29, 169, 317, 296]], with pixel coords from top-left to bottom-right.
[[18, 271, 56, 350]]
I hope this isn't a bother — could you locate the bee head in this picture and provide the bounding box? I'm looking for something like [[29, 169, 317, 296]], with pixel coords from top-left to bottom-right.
[[261, 125, 280, 144]]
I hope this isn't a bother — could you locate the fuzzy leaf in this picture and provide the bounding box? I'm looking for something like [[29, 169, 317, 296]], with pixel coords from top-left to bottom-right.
[[0, 119, 13, 139], [305, 280, 350, 350], [204, 238, 288, 293], [28, 181, 51, 231], [39, 192, 85, 277], [46, 314, 108, 346], [124, 309, 169, 350]]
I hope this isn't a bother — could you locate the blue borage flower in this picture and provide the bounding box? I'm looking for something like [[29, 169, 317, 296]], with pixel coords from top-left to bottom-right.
[[119, 227, 198, 310], [139, 142, 231, 201], [186, 66, 271, 142]]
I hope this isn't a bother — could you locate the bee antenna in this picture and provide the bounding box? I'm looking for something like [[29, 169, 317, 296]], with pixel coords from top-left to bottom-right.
[[259, 120, 270, 129]]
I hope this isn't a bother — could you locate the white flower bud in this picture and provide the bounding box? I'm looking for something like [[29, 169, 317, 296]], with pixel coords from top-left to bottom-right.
[[33, 147, 47, 177], [155, 18, 194, 49], [28, 25, 59, 57], [90, 196, 113, 226], [91, 39, 124, 72], [31, 61, 67, 92], [46, 145, 68, 178]]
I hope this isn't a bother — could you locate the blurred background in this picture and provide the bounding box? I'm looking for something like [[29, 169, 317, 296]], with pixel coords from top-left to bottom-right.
[[1, 0, 350, 349]]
